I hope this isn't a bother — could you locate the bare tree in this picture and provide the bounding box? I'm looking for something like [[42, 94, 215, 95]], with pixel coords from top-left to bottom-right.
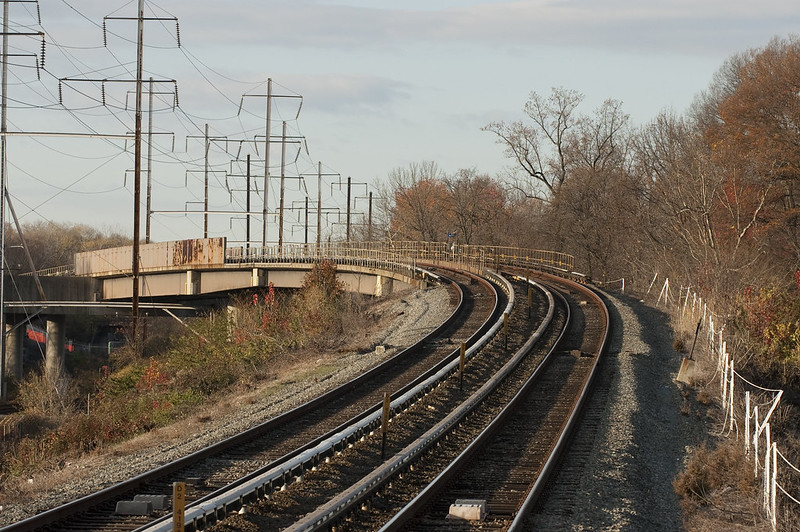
[[4, 221, 130, 272], [483, 87, 583, 202], [444, 169, 506, 245], [387, 161, 451, 242], [566, 98, 630, 173]]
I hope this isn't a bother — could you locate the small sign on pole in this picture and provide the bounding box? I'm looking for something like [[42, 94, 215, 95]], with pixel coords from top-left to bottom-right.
[[173, 481, 185, 532], [381, 392, 391, 460]]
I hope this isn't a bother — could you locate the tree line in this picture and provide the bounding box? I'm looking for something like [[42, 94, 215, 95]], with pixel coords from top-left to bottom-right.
[[373, 36, 800, 384], [376, 37, 800, 294]]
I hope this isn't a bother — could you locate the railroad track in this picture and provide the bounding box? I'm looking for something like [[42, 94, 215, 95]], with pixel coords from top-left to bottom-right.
[[3, 269, 502, 532], [251, 271, 608, 531], [374, 273, 610, 531], [203, 273, 560, 531]]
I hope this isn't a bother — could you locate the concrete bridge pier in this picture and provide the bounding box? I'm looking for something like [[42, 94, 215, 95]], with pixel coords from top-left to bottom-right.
[[4, 313, 25, 384], [45, 315, 65, 383]]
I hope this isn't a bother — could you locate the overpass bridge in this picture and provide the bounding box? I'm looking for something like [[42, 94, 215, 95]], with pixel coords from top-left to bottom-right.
[[2, 237, 574, 393]]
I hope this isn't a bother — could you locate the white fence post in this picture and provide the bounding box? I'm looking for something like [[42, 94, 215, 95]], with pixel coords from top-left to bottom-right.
[[745, 391, 751, 457], [771, 442, 777, 531], [754, 405, 761, 478], [764, 423, 771, 510]]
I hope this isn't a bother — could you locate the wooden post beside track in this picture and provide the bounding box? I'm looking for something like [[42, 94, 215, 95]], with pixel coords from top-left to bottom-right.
[[459, 342, 466, 391], [504, 312, 509, 350], [381, 392, 391, 460], [173, 481, 185, 532], [528, 286, 533, 319]]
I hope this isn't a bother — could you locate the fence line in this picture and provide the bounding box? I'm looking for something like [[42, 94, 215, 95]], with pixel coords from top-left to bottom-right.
[[654, 277, 798, 530]]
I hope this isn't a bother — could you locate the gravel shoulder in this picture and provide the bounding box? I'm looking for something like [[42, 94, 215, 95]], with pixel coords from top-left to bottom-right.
[[0, 284, 454, 526], [532, 289, 710, 531]]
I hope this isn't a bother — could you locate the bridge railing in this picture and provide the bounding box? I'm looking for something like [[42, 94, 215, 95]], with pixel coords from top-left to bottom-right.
[[39, 239, 575, 280], [225, 241, 575, 279]]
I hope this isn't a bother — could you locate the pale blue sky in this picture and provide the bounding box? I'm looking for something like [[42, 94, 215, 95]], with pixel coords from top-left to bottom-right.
[[3, 1, 798, 244]]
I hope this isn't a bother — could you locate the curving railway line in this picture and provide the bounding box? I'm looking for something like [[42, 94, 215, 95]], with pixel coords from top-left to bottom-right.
[[2, 261, 610, 532], [3, 268, 502, 532], [372, 272, 610, 532]]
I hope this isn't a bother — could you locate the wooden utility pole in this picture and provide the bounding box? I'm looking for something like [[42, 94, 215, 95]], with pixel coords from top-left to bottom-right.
[[0, 0, 9, 400], [346, 176, 352, 243], [368, 191, 373, 241], [145, 77, 153, 243], [317, 162, 322, 251], [203, 123, 209, 238], [131, 0, 144, 350]]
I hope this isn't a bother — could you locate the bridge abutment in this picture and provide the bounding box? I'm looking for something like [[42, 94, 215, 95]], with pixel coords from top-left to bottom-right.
[[45, 315, 65, 383], [4, 313, 25, 384]]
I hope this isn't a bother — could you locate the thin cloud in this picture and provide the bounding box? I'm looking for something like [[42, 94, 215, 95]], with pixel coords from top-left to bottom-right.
[[276, 74, 413, 115], [173, 0, 800, 56]]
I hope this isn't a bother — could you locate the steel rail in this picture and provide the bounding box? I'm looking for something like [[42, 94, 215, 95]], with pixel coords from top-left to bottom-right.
[[507, 273, 610, 531]]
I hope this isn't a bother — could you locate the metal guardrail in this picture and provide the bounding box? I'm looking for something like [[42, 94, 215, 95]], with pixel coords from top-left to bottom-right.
[[19, 264, 74, 277], [35, 240, 574, 282], [225, 241, 575, 277]]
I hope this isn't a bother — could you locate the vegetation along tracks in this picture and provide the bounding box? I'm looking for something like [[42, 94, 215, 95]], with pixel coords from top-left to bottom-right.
[[3, 268, 502, 532]]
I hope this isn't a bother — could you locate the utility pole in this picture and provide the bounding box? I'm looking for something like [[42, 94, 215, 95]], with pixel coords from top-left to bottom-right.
[[0, 0, 9, 401], [263, 78, 272, 248], [238, 80, 302, 247], [0, 0, 46, 400], [304, 196, 309, 250], [131, 0, 144, 350], [145, 77, 153, 243], [304, 162, 339, 253], [278, 121, 287, 252], [368, 191, 373, 241], [246, 154, 251, 249], [203, 123, 209, 238], [317, 162, 322, 250], [101, 4, 179, 352], [346, 176, 351, 244]]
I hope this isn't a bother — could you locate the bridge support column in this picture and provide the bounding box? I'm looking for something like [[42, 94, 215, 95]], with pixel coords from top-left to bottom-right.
[[375, 275, 393, 297], [185, 270, 199, 295], [45, 315, 65, 383], [4, 314, 25, 384], [252, 268, 265, 287]]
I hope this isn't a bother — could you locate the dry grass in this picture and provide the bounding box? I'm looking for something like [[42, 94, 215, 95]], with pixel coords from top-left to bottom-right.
[[0, 289, 417, 508], [674, 439, 767, 531]]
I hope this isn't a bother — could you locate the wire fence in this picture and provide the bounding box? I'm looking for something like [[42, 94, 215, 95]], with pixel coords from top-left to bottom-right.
[[651, 277, 799, 530]]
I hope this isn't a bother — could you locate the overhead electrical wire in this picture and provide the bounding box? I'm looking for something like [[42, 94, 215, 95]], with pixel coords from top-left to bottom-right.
[[9, 0, 354, 243]]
